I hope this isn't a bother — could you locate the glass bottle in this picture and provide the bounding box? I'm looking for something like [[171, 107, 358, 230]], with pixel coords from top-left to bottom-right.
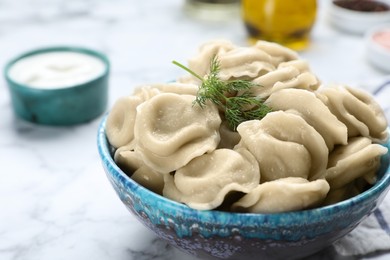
[[242, 0, 317, 50], [185, 0, 241, 22]]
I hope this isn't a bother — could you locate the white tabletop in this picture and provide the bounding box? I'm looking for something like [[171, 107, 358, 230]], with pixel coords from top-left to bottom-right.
[[0, 1, 389, 260]]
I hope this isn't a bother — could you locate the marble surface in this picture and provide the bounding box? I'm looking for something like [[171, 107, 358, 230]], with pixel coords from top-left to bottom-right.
[[0, 1, 389, 260]]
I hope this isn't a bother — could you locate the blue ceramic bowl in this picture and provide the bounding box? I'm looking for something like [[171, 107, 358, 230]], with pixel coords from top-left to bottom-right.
[[4, 46, 110, 125], [97, 117, 390, 260]]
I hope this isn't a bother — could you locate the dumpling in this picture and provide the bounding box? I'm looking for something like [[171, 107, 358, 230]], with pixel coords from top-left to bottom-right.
[[231, 177, 330, 213], [114, 141, 139, 173], [317, 85, 389, 143], [266, 89, 348, 150], [325, 137, 388, 189], [254, 40, 299, 66], [188, 40, 276, 81], [131, 167, 165, 195], [163, 148, 260, 210], [250, 64, 320, 99], [106, 96, 143, 148], [185, 39, 301, 83], [133, 85, 161, 102], [236, 111, 328, 182], [152, 82, 199, 96], [106, 82, 200, 149], [181, 39, 319, 101], [187, 39, 236, 79], [134, 82, 199, 100], [322, 182, 360, 206], [218, 121, 241, 149], [134, 93, 221, 173], [216, 47, 275, 81], [278, 59, 313, 72], [115, 146, 164, 194]]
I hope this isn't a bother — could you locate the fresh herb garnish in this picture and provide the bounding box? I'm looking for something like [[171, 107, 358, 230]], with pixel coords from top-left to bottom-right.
[[172, 55, 271, 131]]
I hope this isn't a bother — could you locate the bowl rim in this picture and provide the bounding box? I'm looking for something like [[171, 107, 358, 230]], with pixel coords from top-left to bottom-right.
[[97, 115, 390, 223], [330, 0, 390, 17], [3, 45, 110, 93]]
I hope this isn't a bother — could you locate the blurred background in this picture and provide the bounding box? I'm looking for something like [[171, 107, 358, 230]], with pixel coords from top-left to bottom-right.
[[1, 0, 388, 106], [1, 1, 389, 260]]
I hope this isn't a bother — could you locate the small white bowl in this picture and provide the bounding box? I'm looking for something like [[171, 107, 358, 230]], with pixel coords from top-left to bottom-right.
[[328, 0, 390, 35], [366, 24, 390, 72]]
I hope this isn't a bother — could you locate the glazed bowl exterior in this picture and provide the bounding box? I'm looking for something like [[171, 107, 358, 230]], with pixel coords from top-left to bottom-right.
[[97, 117, 390, 260], [4, 46, 110, 125]]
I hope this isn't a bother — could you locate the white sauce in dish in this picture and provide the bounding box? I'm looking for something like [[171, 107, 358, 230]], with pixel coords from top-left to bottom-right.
[[8, 51, 106, 89]]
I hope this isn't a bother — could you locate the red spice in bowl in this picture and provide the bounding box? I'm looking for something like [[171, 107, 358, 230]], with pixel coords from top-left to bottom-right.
[[372, 30, 390, 50], [365, 25, 390, 72]]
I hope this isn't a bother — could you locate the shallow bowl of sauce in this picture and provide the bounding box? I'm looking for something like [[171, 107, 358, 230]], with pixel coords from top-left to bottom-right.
[[4, 46, 110, 125]]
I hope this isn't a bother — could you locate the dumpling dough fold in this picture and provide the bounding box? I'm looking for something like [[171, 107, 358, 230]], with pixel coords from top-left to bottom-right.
[[115, 147, 164, 195], [185, 39, 301, 83], [326, 137, 388, 189], [236, 111, 328, 182], [218, 121, 241, 149], [134, 93, 221, 173], [188, 41, 276, 82], [163, 148, 260, 210], [317, 85, 389, 143], [266, 89, 348, 150], [232, 177, 330, 213], [217, 47, 275, 81], [106, 96, 143, 148], [253, 40, 299, 66], [187, 39, 236, 80], [251, 64, 320, 99]]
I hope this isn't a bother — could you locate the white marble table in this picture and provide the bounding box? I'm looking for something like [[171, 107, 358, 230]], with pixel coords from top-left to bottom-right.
[[0, 1, 389, 260]]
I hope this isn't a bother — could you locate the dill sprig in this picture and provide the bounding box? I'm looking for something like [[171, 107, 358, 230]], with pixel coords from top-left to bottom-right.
[[172, 56, 271, 131]]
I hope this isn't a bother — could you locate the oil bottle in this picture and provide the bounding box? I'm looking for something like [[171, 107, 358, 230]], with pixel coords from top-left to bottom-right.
[[242, 0, 317, 50]]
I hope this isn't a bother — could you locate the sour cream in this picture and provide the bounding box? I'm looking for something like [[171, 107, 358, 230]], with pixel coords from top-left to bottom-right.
[[8, 51, 106, 89]]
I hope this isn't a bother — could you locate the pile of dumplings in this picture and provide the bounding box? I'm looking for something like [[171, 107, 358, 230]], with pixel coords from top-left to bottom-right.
[[106, 40, 389, 213]]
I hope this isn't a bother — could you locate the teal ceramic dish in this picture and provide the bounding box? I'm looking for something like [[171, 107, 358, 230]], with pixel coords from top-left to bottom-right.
[[4, 46, 110, 125], [97, 117, 390, 260]]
